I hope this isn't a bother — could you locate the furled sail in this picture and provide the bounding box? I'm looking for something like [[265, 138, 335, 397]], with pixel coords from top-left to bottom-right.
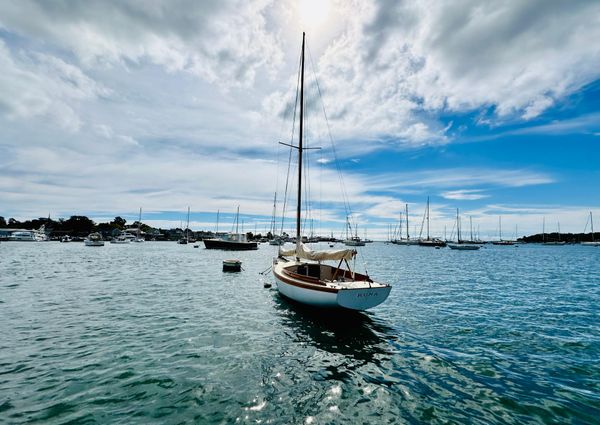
[[279, 243, 356, 261]]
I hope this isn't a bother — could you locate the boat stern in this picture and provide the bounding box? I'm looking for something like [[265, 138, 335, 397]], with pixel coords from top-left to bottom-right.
[[336, 285, 391, 310]]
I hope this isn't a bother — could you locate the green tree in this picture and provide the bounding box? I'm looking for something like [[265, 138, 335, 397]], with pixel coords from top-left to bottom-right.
[[111, 216, 127, 229], [63, 216, 95, 236]]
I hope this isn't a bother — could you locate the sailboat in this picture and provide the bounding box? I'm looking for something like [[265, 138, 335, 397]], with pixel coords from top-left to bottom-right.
[[418, 197, 446, 247], [343, 216, 365, 246], [392, 204, 419, 245], [203, 206, 258, 250], [492, 216, 514, 245], [448, 209, 480, 250], [133, 207, 145, 242], [178, 207, 190, 244], [268, 193, 285, 245], [272, 33, 391, 310], [543, 218, 566, 245], [582, 211, 600, 246]]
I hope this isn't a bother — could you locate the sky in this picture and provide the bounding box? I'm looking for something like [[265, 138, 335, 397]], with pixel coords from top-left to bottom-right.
[[1, 0, 599, 240]]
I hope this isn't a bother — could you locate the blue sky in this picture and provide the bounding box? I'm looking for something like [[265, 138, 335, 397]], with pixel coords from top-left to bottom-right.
[[0, 0, 599, 239]]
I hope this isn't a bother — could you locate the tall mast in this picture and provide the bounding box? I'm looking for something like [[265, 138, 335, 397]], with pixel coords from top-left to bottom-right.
[[138, 207, 142, 239], [406, 203, 409, 240], [235, 205, 240, 234], [186, 206, 190, 242], [470, 216, 473, 241], [592, 211, 595, 242], [216, 209, 220, 233], [499, 216, 502, 241], [542, 216, 545, 243], [558, 221, 561, 242], [426, 197, 430, 240], [296, 32, 305, 253], [270, 192, 277, 235], [456, 208, 460, 243]]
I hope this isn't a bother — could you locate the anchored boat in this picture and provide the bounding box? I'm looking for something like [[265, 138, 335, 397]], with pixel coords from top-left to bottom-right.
[[271, 33, 391, 311]]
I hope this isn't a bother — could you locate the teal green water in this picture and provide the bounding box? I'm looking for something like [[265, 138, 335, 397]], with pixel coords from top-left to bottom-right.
[[1, 242, 599, 424]]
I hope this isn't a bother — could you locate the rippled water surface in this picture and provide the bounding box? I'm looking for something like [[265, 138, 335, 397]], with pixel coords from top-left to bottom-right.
[[1, 242, 599, 424]]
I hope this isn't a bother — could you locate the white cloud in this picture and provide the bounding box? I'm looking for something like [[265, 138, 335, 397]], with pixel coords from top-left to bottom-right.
[[441, 189, 489, 201], [0, 40, 108, 132], [0, 0, 282, 89], [367, 168, 554, 192]]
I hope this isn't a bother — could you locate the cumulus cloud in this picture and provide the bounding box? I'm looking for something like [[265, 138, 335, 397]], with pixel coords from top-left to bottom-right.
[[372, 0, 600, 119], [0, 40, 108, 131], [259, 0, 600, 153], [0, 0, 282, 88]]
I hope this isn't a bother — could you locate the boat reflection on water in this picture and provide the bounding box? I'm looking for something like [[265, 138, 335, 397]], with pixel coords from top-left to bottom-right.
[[272, 295, 393, 365]]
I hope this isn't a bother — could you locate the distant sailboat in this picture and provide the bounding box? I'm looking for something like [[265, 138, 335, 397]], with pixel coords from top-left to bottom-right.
[[418, 197, 446, 247], [392, 204, 419, 245], [344, 216, 365, 246], [272, 33, 391, 310], [492, 216, 514, 245], [203, 206, 258, 250], [581, 211, 599, 246], [178, 207, 190, 244], [133, 207, 145, 242], [544, 220, 566, 245], [448, 209, 480, 250], [542, 217, 566, 245]]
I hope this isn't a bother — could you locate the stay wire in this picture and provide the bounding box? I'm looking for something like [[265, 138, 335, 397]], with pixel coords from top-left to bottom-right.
[[306, 42, 370, 274], [280, 47, 303, 237]]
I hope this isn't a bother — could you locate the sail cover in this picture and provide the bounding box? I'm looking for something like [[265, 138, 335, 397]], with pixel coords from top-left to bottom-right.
[[279, 243, 356, 261]]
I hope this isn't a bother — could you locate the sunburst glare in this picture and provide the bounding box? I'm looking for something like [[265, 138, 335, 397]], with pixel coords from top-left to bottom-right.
[[298, 0, 331, 30]]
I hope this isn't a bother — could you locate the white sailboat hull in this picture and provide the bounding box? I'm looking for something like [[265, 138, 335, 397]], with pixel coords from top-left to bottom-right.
[[581, 241, 600, 246], [274, 275, 338, 307], [272, 260, 391, 310]]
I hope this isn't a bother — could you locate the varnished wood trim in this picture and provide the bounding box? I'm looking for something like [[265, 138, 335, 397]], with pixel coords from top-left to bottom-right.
[[274, 269, 339, 294]]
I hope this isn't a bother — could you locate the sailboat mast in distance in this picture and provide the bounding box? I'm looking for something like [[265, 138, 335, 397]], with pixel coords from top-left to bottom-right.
[[543, 216, 545, 243], [470, 216, 473, 241], [499, 216, 502, 241], [456, 208, 460, 242], [186, 206, 190, 242], [138, 207, 142, 239], [426, 197, 430, 240], [406, 203, 409, 240]]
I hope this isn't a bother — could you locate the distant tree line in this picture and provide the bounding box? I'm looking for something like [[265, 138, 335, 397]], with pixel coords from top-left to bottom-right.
[[0, 215, 128, 237], [0, 215, 271, 241], [520, 232, 599, 243]]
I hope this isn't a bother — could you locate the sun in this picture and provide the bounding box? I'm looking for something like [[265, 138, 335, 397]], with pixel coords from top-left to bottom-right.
[[298, 0, 331, 30]]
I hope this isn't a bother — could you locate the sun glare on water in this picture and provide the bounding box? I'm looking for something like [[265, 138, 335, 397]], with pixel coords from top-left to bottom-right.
[[298, 0, 331, 30]]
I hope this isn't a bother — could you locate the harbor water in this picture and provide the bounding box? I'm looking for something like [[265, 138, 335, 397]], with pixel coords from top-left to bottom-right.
[[1, 242, 599, 423]]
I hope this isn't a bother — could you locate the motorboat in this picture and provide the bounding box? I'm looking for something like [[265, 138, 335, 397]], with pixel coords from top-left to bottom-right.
[[84, 232, 105, 246]]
